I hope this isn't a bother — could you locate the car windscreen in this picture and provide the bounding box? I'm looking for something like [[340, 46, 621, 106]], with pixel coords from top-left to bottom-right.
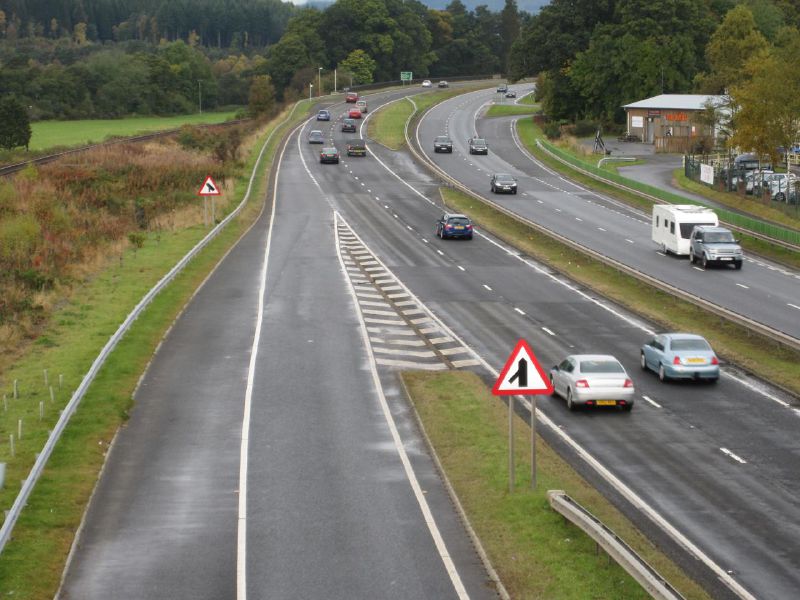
[[681, 222, 716, 239], [670, 339, 711, 351], [435, 136, 451, 142], [703, 231, 736, 243], [349, 140, 365, 146], [472, 139, 487, 145], [495, 175, 515, 182], [579, 360, 624, 373], [447, 217, 470, 226]]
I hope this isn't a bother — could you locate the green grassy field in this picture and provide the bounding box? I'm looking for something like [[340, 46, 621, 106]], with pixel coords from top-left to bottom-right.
[[367, 99, 414, 150], [404, 370, 711, 600], [29, 110, 240, 151], [485, 104, 540, 117], [517, 92, 538, 105], [0, 100, 312, 599]]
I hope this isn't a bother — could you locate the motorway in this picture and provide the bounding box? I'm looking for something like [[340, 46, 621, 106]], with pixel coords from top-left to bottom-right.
[[58, 84, 800, 600], [418, 87, 800, 342]]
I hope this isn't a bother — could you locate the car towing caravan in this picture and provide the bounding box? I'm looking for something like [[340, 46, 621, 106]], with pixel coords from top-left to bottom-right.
[[652, 205, 718, 255]]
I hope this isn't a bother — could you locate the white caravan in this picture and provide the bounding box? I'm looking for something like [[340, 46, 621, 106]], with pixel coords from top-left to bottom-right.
[[652, 205, 718, 255]]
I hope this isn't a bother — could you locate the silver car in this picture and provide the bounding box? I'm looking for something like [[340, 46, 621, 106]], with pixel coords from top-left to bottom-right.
[[550, 354, 634, 411], [640, 333, 719, 382], [308, 129, 325, 144]]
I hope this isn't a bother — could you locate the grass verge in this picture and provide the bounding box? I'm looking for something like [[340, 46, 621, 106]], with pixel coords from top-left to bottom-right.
[[439, 185, 800, 395], [0, 101, 311, 599], [403, 370, 711, 600], [516, 120, 800, 270], [368, 99, 414, 150], [485, 104, 540, 117], [27, 110, 240, 151]]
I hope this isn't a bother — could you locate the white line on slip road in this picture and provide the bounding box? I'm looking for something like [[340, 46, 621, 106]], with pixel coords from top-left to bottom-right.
[[657, 252, 666, 256], [598, 227, 606, 232], [789, 303, 800, 311], [393, 214, 399, 219], [720, 448, 747, 464], [642, 395, 662, 408], [483, 284, 493, 291], [575, 217, 582, 222], [736, 284, 749, 289], [334, 212, 470, 600], [384, 204, 389, 209], [541, 327, 555, 336], [554, 208, 562, 212], [537, 200, 543, 204], [407, 225, 413, 230], [422, 238, 429, 243], [457, 265, 466, 271], [514, 307, 526, 315], [437, 249, 444, 255], [625, 239, 635, 244], [693, 266, 705, 272]]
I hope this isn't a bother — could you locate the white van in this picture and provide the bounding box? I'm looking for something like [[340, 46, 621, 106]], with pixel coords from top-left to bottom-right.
[[652, 205, 718, 255]]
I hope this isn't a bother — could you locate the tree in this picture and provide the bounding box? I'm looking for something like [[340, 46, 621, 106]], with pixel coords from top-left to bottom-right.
[[338, 49, 377, 85], [249, 75, 276, 117], [500, 0, 520, 73], [694, 5, 768, 93], [0, 96, 32, 150]]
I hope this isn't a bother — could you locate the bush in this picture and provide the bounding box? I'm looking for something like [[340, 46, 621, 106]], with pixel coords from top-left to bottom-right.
[[574, 120, 599, 137], [543, 122, 562, 139]]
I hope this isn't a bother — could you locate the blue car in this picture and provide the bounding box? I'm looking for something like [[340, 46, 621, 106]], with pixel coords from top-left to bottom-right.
[[641, 333, 719, 383], [317, 109, 331, 121]]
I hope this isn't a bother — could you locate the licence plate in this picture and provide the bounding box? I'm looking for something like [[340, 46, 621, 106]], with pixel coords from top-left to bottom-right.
[[687, 358, 705, 364], [454, 226, 464, 230], [719, 257, 732, 261], [596, 400, 617, 406]]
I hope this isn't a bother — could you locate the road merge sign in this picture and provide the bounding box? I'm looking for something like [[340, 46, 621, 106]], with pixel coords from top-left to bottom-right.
[[492, 339, 553, 396], [197, 175, 221, 196]]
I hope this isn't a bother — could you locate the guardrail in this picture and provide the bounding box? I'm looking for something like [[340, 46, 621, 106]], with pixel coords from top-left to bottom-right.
[[547, 491, 686, 600], [537, 139, 800, 251], [403, 97, 800, 353], [0, 100, 307, 556]]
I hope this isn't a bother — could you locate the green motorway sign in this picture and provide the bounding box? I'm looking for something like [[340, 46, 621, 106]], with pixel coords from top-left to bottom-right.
[[400, 71, 413, 81]]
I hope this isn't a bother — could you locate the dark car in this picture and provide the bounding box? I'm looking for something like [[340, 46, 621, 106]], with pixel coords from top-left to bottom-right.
[[497, 84, 508, 93], [308, 130, 325, 144], [320, 147, 340, 164], [438, 80, 449, 88], [490, 173, 518, 194], [341, 118, 357, 133], [505, 90, 517, 98], [347, 139, 367, 157], [468, 137, 488, 155], [433, 135, 453, 153], [435, 213, 473, 240], [317, 109, 331, 121], [346, 91, 358, 103]]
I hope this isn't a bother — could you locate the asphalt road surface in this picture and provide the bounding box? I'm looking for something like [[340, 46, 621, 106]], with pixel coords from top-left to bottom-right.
[[418, 86, 800, 343]]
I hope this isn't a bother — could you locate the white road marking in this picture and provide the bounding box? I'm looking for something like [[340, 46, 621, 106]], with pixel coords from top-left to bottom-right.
[[736, 284, 749, 289], [693, 266, 705, 272], [541, 327, 555, 336], [514, 307, 526, 315], [789, 303, 800, 311], [372, 346, 437, 358], [375, 358, 448, 370], [720, 448, 747, 464], [437, 249, 444, 255], [598, 227, 606, 232], [483, 284, 492, 291], [575, 217, 583, 222], [642, 395, 662, 408], [429, 336, 454, 344], [457, 265, 465, 271], [625, 239, 635, 244]]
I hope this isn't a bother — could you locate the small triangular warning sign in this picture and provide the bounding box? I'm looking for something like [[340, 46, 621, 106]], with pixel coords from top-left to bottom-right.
[[492, 339, 553, 396], [197, 175, 221, 196]]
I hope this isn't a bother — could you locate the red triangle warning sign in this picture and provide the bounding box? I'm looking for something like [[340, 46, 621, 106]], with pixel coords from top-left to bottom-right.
[[197, 175, 221, 196], [492, 339, 553, 396]]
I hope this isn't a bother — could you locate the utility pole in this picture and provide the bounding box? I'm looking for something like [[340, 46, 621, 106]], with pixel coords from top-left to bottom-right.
[[309, 83, 313, 100], [334, 68, 337, 93], [198, 80, 202, 114], [318, 67, 323, 97]]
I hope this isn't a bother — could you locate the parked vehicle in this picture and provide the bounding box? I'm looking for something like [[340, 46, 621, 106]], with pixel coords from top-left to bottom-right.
[[641, 333, 719, 382], [651, 205, 718, 256], [617, 133, 642, 142], [744, 169, 773, 194], [549, 355, 634, 411], [435, 213, 473, 239], [768, 173, 799, 202], [689, 225, 743, 269]]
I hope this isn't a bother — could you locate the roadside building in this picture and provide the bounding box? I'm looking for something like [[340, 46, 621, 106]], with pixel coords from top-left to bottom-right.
[[622, 94, 726, 152]]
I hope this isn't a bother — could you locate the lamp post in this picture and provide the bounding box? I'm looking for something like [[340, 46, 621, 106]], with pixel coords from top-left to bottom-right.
[[198, 80, 202, 114], [309, 83, 313, 100], [318, 67, 323, 97]]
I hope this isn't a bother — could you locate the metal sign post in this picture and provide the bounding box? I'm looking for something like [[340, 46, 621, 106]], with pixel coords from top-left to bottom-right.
[[492, 339, 553, 492]]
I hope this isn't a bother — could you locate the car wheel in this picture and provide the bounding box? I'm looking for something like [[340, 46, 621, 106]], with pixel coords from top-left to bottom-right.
[[513, 189, 517, 194], [466, 234, 473, 240], [658, 364, 668, 382], [734, 261, 742, 270], [622, 403, 633, 412], [549, 376, 558, 396], [702, 254, 709, 269], [566, 388, 576, 411], [640, 352, 648, 371], [689, 250, 695, 264], [491, 185, 495, 193], [776, 192, 786, 202], [708, 377, 719, 384]]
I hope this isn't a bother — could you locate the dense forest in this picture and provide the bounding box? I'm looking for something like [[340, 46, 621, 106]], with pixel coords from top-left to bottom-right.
[[0, 0, 525, 120], [508, 0, 800, 125]]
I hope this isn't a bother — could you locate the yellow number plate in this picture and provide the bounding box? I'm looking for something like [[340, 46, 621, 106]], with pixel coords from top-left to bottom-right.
[[687, 358, 705, 364], [596, 400, 617, 406]]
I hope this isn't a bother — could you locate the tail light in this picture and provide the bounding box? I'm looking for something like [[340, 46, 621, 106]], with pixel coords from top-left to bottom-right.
[[711, 356, 719, 365], [623, 379, 633, 388], [575, 379, 589, 388], [445, 224, 453, 229], [673, 356, 682, 365], [466, 224, 473, 229]]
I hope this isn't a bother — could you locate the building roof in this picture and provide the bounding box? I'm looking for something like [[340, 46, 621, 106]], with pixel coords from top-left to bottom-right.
[[623, 94, 726, 111]]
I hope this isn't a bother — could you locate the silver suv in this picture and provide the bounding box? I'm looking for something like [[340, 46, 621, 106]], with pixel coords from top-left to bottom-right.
[[689, 226, 743, 270]]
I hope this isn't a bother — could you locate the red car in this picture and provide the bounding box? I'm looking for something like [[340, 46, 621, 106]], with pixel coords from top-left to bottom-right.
[[346, 92, 358, 103], [348, 108, 362, 119]]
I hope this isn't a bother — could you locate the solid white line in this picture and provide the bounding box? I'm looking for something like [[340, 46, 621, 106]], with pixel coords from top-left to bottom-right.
[[693, 266, 705, 271], [720, 448, 747, 464], [736, 284, 749, 289], [642, 395, 662, 409], [334, 212, 469, 599], [788, 303, 800, 310], [514, 307, 525, 315], [237, 114, 295, 600]]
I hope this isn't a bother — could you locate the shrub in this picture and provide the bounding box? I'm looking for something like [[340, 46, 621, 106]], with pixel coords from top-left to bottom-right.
[[543, 122, 562, 139], [574, 120, 599, 137]]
